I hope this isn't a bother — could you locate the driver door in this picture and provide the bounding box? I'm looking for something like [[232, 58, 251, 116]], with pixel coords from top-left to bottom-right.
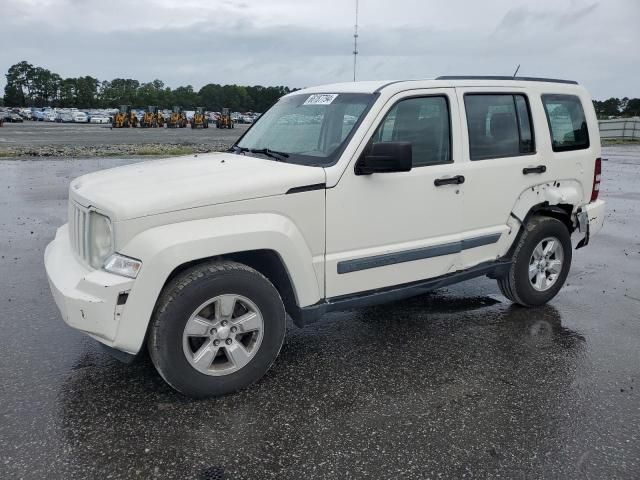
[[325, 89, 466, 298]]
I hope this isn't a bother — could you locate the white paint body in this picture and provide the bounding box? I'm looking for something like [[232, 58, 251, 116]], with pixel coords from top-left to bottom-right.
[[45, 79, 606, 355], [73, 112, 88, 123], [90, 115, 110, 124]]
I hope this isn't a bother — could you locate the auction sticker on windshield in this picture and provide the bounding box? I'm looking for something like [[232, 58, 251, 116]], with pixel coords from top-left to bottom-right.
[[303, 94, 339, 105]]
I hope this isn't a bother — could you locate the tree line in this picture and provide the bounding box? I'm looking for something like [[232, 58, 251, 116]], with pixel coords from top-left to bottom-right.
[[593, 97, 640, 119], [4, 61, 640, 117], [2, 61, 296, 112]]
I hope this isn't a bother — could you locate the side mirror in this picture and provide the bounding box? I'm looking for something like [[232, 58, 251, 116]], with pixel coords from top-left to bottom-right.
[[355, 142, 412, 175]]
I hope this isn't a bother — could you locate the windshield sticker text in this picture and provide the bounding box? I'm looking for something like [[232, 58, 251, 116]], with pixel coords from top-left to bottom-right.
[[303, 94, 339, 106]]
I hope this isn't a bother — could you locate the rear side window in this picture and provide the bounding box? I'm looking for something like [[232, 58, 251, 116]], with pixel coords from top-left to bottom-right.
[[464, 94, 535, 160], [542, 94, 589, 151], [370, 96, 451, 167]]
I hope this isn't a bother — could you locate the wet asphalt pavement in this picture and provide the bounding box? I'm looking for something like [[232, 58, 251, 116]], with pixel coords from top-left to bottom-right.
[[0, 147, 639, 479]]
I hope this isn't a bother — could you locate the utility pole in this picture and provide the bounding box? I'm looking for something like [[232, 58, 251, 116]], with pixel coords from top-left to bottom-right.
[[353, 0, 359, 82]]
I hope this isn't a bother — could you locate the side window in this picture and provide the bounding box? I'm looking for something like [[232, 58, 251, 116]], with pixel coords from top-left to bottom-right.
[[464, 94, 535, 160], [542, 94, 589, 151], [370, 96, 451, 167]]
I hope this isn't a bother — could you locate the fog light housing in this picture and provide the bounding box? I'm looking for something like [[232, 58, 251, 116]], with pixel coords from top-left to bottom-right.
[[104, 254, 142, 278]]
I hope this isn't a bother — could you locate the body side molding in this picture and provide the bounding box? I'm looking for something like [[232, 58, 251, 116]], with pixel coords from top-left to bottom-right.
[[337, 233, 501, 274]]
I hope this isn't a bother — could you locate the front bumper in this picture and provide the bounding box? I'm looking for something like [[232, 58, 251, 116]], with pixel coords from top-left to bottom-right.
[[576, 199, 606, 248], [44, 225, 135, 351]]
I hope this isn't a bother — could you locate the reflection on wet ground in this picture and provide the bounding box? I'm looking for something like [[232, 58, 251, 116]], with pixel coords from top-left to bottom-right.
[[0, 148, 639, 479]]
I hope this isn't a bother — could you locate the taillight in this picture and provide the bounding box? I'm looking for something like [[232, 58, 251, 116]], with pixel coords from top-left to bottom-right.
[[591, 157, 601, 202]]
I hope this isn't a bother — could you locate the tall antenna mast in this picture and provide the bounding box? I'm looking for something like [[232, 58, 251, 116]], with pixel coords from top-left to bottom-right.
[[353, 0, 359, 82]]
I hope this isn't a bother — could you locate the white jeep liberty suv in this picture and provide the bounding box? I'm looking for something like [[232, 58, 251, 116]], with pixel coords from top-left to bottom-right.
[[45, 76, 606, 397]]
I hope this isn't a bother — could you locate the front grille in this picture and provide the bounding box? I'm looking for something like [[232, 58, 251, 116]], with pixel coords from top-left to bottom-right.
[[69, 201, 90, 264]]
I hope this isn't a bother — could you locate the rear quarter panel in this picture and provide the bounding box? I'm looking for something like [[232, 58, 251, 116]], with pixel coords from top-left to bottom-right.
[[534, 83, 600, 205]]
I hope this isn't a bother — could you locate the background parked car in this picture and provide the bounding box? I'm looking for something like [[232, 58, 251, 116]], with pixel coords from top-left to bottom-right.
[[55, 112, 74, 123], [3, 112, 24, 123], [90, 114, 110, 124], [72, 111, 88, 123], [32, 110, 45, 121]]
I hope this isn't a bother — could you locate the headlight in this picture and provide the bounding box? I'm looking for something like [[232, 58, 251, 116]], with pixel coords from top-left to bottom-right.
[[88, 212, 113, 268], [103, 254, 142, 278]]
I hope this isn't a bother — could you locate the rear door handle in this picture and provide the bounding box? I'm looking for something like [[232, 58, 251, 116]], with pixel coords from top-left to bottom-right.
[[434, 175, 465, 187], [523, 165, 547, 175]]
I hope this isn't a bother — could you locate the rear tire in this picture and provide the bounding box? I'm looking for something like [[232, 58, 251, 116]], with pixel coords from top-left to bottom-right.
[[148, 260, 286, 398], [498, 215, 572, 307]]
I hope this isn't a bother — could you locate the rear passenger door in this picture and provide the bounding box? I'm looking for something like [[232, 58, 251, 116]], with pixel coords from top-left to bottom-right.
[[453, 88, 549, 269]]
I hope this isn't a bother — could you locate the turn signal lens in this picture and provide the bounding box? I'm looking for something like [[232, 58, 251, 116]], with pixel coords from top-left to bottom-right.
[[104, 254, 142, 278]]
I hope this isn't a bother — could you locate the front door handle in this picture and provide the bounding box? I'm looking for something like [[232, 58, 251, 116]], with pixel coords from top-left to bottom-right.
[[523, 165, 547, 175], [434, 175, 465, 187]]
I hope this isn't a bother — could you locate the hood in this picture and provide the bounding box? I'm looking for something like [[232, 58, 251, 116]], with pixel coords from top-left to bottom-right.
[[70, 152, 326, 220]]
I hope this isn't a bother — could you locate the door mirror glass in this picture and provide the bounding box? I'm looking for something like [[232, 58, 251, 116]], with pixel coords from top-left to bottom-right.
[[355, 142, 412, 175]]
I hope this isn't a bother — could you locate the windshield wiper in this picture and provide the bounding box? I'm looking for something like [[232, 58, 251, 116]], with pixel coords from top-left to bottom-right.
[[229, 145, 249, 153], [249, 148, 290, 162], [230, 145, 290, 162]]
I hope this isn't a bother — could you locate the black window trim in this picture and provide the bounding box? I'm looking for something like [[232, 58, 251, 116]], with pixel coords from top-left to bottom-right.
[[357, 93, 454, 171], [463, 92, 537, 161], [541, 93, 590, 153]]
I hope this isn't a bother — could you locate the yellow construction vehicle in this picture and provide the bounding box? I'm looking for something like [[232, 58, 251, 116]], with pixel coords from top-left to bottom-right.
[[167, 106, 188, 128], [140, 106, 164, 128], [216, 108, 234, 129], [112, 105, 138, 128], [190, 107, 209, 129]]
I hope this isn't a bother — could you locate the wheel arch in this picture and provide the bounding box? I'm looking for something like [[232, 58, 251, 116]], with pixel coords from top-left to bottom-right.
[[506, 202, 575, 259], [523, 202, 575, 233], [506, 180, 583, 257], [161, 249, 300, 324]]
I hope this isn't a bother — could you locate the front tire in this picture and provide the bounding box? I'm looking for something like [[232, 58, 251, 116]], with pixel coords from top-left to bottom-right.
[[148, 260, 286, 398], [498, 215, 572, 307]]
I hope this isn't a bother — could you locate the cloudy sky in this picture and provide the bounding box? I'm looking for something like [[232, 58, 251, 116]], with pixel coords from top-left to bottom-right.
[[2, 0, 639, 99]]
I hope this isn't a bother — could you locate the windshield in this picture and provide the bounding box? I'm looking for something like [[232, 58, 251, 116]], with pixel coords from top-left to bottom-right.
[[235, 92, 376, 166]]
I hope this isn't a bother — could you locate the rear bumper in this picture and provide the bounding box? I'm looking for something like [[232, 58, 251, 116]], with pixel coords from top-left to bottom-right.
[[44, 225, 136, 352], [576, 199, 606, 248], [585, 199, 606, 235]]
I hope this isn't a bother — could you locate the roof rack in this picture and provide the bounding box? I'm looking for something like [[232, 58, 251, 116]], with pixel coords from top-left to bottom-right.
[[435, 75, 578, 85]]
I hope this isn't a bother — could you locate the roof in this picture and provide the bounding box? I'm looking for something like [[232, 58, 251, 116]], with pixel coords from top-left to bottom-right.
[[292, 81, 399, 95], [290, 76, 580, 96]]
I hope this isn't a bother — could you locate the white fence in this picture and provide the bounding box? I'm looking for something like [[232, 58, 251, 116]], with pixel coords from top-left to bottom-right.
[[599, 118, 640, 140]]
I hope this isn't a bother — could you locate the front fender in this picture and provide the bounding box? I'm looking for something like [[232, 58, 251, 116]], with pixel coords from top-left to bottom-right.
[[113, 213, 321, 353]]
